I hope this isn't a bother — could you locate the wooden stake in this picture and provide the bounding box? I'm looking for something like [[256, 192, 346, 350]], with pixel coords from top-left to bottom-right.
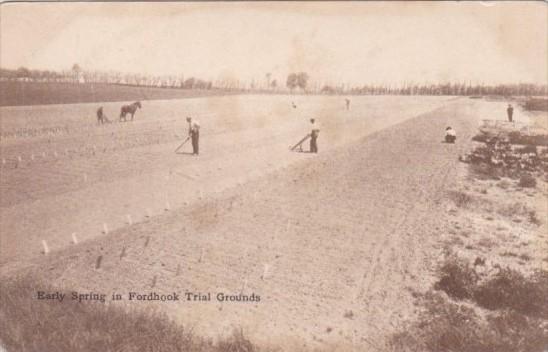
[[126, 214, 133, 225], [103, 223, 109, 234], [42, 240, 50, 255], [71, 233, 78, 244], [95, 255, 103, 269], [262, 264, 270, 280]]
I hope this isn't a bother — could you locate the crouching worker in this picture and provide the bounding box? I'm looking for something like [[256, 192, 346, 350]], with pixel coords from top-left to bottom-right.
[[186, 117, 200, 155], [445, 126, 456, 143]]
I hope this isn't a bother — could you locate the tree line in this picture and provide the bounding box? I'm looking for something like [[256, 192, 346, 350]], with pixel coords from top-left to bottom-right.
[[0, 65, 213, 90], [2, 65, 546, 96], [321, 82, 547, 97]]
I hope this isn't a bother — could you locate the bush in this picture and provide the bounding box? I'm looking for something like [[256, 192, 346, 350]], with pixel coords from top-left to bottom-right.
[[390, 292, 548, 352], [473, 269, 548, 318], [518, 174, 537, 188], [434, 257, 478, 300]]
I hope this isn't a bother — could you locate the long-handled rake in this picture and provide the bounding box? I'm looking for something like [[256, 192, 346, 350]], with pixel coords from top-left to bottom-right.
[[289, 133, 311, 152], [175, 136, 190, 153]]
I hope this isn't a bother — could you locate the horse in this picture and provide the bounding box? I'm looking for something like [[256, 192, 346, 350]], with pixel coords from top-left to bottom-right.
[[120, 101, 142, 122]]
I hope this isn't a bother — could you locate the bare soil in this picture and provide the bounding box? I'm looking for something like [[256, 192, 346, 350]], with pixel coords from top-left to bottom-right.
[[2, 96, 540, 350]]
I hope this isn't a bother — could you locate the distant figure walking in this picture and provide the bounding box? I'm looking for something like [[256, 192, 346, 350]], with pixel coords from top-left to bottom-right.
[[345, 98, 351, 110], [120, 101, 141, 122], [96, 106, 110, 124], [310, 118, 320, 153], [187, 117, 200, 155], [507, 104, 514, 122], [292, 101, 297, 109], [445, 126, 456, 143]]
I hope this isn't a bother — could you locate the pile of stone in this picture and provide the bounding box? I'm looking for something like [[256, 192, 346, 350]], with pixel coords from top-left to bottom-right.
[[460, 137, 547, 173]]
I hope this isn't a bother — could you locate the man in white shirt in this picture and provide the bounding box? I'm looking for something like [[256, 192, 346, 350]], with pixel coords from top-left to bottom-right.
[[187, 117, 200, 155], [445, 126, 456, 143]]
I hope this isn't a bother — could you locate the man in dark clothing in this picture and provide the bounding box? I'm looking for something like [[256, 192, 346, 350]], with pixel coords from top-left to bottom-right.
[[309, 118, 320, 153], [507, 104, 514, 122], [187, 117, 200, 155], [97, 107, 106, 124]]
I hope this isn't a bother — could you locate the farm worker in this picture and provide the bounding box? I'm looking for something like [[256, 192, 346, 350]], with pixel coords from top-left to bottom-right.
[[507, 104, 514, 122], [97, 107, 105, 124], [187, 117, 200, 155], [345, 98, 351, 110], [445, 126, 456, 143], [310, 118, 320, 153]]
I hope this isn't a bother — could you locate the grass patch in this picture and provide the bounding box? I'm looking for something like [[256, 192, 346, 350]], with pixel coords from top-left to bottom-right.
[[497, 202, 541, 224], [477, 237, 497, 249], [518, 174, 537, 188], [468, 163, 504, 180], [390, 292, 548, 352], [0, 277, 261, 352], [447, 190, 475, 208], [392, 256, 548, 352], [500, 251, 518, 258]]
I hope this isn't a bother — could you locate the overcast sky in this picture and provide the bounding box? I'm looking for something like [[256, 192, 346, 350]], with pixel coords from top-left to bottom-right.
[[1, 2, 546, 86]]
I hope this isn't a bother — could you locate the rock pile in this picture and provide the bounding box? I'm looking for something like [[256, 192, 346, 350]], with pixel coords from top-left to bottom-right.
[[460, 135, 548, 176]]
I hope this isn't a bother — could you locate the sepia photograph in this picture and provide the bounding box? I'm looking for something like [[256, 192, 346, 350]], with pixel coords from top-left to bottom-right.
[[0, 1, 547, 351]]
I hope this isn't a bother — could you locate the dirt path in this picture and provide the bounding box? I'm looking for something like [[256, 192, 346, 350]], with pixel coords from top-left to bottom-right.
[[3, 97, 495, 350]]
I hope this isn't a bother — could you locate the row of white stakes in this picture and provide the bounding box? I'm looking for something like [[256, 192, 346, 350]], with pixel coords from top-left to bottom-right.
[[39, 179, 199, 254], [3, 147, 96, 165], [2, 139, 158, 166], [40, 221, 274, 280], [40, 204, 165, 256]]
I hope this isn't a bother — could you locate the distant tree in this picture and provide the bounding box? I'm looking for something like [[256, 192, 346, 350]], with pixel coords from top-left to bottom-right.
[[270, 79, 277, 89], [321, 85, 335, 94], [194, 79, 210, 89], [296, 72, 309, 91], [0, 68, 17, 80], [286, 73, 298, 91], [71, 64, 82, 82], [16, 67, 31, 79], [265, 73, 271, 89], [183, 77, 195, 89]]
